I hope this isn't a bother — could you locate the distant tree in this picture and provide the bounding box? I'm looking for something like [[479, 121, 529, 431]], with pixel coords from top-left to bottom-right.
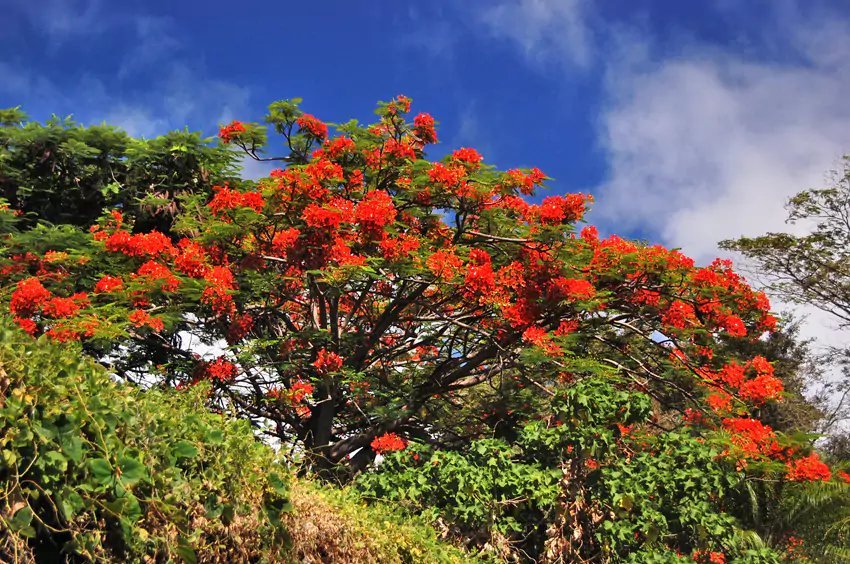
[[722, 158, 850, 561], [722, 158, 850, 436], [0, 107, 238, 232]]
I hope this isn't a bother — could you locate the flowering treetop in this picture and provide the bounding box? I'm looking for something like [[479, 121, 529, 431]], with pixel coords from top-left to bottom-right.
[[0, 95, 833, 488]]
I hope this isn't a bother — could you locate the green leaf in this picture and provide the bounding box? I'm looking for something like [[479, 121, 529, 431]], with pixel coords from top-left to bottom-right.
[[9, 505, 34, 533], [175, 540, 197, 564], [173, 440, 199, 459], [61, 435, 83, 463], [89, 458, 113, 485], [117, 456, 147, 486]]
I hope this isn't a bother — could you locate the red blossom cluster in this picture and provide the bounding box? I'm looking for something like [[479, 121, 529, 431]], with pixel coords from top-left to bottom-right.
[[268, 380, 314, 417], [10, 277, 52, 317], [313, 349, 343, 374], [196, 357, 238, 383], [413, 112, 437, 144], [786, 453, 831, 482], [370, 432, 407, 454], [355, 190, 397, 237], [104, 230, 175, 258], [218, 120, 246, 144], [503, 168, 546, 195], [692, 550, 726, 564], [296, 114, 328, 139], [94, 275, 124, 293], [536, 194, 591, 225], [135, 261, 180, 293], [128, 309, 165, 332], [208, 185, 265, 216], [722, 418, 781, 458]]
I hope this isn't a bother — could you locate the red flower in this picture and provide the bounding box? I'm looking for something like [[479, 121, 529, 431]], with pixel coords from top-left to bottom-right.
[[380, 234, 421, 261], [464, 251, 495, 298], [10, 277, 52, 317], [722, 314, 746, 337], [662, 300, 697, 329], [550, 277, 595, 301], [43, 296, 85, 319], [290, 380, 315, 402], [371, 432, 407, 454], [94, 275, 124, 293], [129, 309, 165, 332], [219, 120, 246, 144], [428, 163, 464, 186], [580, 225, 599, 243], [314, 349, 343, 373], [14, 317, 37, 335], [739, 374, 784, 404], [413, 113, 437, 144], [226, 313, 254, 343], [174, 240, 209, 278], [208, 185, 265, 216], [722, 418, 778, 457], [451, 147, 483, 166], [297, 114, 328, 139], [706, 392, 732, 413], [201, 286, 235, 316], [522, 326, 561, 357], [45, 326, 80, 342], [198, 357, 239, 383], [427, 249, 463, 280], [355, 190, 397, 236], [536, 194, 590, 225], [302, 200, 353, 230], [786, 453, 831, 482], [692, 550, 726, 564], [136, 261, 180, 292], [504, 168, 545, 195]]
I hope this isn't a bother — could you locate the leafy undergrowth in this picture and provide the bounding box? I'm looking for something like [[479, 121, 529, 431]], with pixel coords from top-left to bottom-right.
[[0, 323, 469, 562], [284, 478, 473, 563]]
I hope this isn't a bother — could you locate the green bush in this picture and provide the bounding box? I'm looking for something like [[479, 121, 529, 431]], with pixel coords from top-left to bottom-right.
[[0, 322, 291, 561]]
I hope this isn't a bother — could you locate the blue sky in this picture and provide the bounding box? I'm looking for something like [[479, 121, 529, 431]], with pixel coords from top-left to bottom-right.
[[1, 0, 848, 264]]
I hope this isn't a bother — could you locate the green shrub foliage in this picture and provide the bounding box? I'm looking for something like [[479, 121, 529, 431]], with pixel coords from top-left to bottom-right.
[[0, 322, 290, 561]]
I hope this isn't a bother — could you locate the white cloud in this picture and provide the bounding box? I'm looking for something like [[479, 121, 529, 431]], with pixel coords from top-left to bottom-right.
[[595, 54, 850, 261], [238, 155, 278, 181], [102, 105, 170, 138], [479, 0, 594, 68]]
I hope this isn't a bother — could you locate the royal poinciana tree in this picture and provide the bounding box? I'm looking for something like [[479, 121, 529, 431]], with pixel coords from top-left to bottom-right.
[[1, 98, 846, 555]]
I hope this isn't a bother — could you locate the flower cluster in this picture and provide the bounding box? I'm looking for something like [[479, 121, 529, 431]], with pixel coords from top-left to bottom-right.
[[128, 309, 165, 332], [413, 112, 437, 144], [10, 277, 51, 317], [370, 432, 407, 454], [313, 349, 343, 374], [94, 275, 124, 293], [208, 185, 265, 216], [196, 357, 239, 383], [786, 453, 831, 482], [218, 120, 246, 144], [296, 114, 328, 139]]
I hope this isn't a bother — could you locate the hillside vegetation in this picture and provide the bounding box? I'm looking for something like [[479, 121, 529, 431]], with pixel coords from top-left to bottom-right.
[[0, 322, 469, 562]]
